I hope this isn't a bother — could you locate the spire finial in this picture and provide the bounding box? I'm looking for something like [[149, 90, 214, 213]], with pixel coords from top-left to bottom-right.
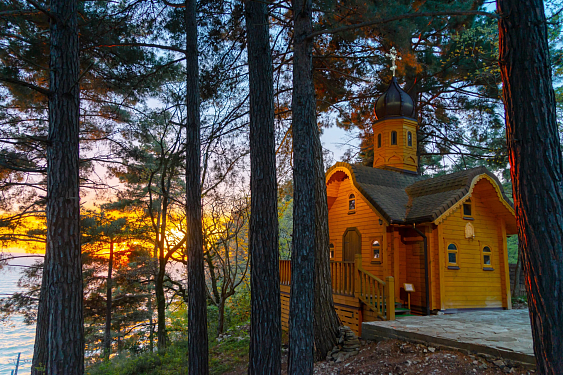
[[385, 47, 401, 77]]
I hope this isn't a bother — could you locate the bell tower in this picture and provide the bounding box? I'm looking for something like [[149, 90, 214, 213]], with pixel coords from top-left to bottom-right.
[[372, 48, 418, 173]]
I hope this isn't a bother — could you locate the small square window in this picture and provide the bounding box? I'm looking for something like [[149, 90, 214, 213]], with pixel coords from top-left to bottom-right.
[[329, 243, 335, 259], [463, 199, 472, 217]]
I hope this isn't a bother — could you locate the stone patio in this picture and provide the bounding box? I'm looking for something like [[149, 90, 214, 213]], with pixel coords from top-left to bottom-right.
[[362, 310, 535, 365]]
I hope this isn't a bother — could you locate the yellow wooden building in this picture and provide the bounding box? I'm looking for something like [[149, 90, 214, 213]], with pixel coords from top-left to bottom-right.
[[280, 76, 517, 335]]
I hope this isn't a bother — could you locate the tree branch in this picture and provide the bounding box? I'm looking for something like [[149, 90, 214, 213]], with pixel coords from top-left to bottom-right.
[[307, 10, 498, 40]]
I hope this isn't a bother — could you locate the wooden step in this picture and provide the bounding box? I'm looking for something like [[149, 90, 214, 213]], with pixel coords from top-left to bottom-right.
[[395, 307, 411, 315]]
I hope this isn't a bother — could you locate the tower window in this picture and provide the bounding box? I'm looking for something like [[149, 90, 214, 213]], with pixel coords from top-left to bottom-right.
[[407, 131, 412, 147], [348, 194, 356, 211], [377, 133, 381, 148], [391, 131, 397, 145], [372, 240, 381, 259], [329, 243, 335, 259]]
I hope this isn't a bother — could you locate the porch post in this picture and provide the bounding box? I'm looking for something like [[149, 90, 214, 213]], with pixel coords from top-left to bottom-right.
[[385, 276, 395, 320], [354, 253, 362, 298]]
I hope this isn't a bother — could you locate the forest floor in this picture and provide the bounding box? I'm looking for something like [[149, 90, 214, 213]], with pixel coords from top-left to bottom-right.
[[88, 323, 537, 375], [217, 326, 536, 375]]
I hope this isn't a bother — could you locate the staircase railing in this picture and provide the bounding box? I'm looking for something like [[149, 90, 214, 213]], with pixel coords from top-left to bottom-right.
[[279, 255, 395, 320], [280, 259, 291, 286], [330, 261, 355, 296], [354, 254, 395, 320]]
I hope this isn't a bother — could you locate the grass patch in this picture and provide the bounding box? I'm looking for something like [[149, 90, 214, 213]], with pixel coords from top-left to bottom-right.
[[87, 326, 250, 375]]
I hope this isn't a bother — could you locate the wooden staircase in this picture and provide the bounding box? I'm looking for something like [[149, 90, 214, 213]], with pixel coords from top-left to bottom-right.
[[354, 254, 395, 320]]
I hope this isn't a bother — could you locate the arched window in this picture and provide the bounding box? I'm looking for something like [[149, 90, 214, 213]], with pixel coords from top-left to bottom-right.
[[372, 240, 381, 259], [391, 131, 397, 145], [377, 133, 382, 148], [348, 194, 356, 211], [407, 131, 413, 147], [447, 243, 458, 266], [482, 246, 492, 269], [329, 243, 335, 259]]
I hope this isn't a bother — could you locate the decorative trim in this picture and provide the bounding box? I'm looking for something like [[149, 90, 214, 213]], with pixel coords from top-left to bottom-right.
[[447, 266, 460, 270], [433, 174, 515, 225], [326, 164, 390, 225]]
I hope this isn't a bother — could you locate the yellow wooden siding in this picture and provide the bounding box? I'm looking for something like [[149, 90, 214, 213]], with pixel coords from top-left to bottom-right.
[[328, 177, 386, 280], [440, 185, 505, 309], [372, 118, 418, 172]]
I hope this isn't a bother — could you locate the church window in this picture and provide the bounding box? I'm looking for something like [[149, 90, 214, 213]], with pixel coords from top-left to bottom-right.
[[447, 243, 458, 267], [482, 246, 493, 270], [377, 133, 382, 148], [407, 131, 413, 147], [329, 243, 335, 259], [463, 198, 472, 217], [348, 194, 356, 211], [391, 131, 397, 145], [372, 240, 381, 259]]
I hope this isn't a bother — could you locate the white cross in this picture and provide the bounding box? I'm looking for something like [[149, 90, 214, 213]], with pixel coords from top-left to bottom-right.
[[385, 47, 401, 77]]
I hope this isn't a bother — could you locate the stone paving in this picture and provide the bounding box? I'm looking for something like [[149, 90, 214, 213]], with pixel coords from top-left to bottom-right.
[[362, 310, 535, 365]]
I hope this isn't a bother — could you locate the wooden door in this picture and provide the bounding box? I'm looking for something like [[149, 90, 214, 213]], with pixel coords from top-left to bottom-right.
[[343, 229, 361, 262]]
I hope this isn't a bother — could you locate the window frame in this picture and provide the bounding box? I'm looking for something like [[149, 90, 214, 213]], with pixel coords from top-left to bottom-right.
[[447, 242, 459, 270], [329, 243, 335, 259], [407, 131, 412, 147], [482, 245, 494, 270], [462, 198, 473, 220], [348, 193, 356, 213], [370, 236, 383, 264], [391, 130, 398, 145], [377, 133, 382, 148]]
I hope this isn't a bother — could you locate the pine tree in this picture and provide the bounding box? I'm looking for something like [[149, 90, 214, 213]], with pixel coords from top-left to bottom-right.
[[498, 0, 563, 372]]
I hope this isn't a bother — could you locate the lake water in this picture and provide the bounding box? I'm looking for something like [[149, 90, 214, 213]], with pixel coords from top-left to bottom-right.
[[0, 253, 38, 375]]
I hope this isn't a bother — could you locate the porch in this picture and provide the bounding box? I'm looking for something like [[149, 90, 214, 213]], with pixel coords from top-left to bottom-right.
[[279, 254, 407, 336]]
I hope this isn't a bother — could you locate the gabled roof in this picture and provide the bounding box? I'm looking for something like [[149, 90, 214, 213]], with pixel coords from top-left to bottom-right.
[[326, 163, 515, 225]]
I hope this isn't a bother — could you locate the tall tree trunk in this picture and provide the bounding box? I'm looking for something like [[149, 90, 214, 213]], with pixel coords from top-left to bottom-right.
[[185, 0, 209, 373], [289, 0, 316, 373], [512, 243, 523, 298], [313, 135, 340, 361], [104, 241, 114, 358], [498, 0, 563, 373], [244, 1, 282, 374], [40, 0, 84, 372], [156, 264, 167, 351], [32, 255, 49, 375]]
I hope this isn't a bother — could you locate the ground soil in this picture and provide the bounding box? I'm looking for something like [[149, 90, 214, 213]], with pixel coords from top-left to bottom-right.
[[306, 339, 535, 375], [221, 335, 536, 375]]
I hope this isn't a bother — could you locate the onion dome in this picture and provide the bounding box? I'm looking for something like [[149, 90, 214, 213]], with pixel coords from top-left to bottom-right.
[[374, 77, 416, 120]]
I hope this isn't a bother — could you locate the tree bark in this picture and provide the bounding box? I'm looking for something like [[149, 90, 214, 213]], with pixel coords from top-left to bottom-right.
[[185, 0, 209, 373], [41, 0, 84, 371], [31, 254, 49, 375], [244, 1, 282, 374], [313, 134, 340, 361], [104, 241, 114, 358], [156, 261, 167, 351], [289, 0, 316, 373], [498, 0, 563, 373], [512, 243, 523, 298]]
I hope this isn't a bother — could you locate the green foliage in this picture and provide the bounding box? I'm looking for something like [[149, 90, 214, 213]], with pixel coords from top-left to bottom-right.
[[86, 325, 251, 375], [507, 235, 518, 264]]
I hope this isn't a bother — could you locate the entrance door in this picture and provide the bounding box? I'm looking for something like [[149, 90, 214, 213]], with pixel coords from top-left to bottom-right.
[[343, 229, 361, 262]]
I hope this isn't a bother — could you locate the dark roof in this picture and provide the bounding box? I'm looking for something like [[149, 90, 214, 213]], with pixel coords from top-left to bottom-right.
[[328, 163, 514, 224], [374, 77, 416, 120]]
